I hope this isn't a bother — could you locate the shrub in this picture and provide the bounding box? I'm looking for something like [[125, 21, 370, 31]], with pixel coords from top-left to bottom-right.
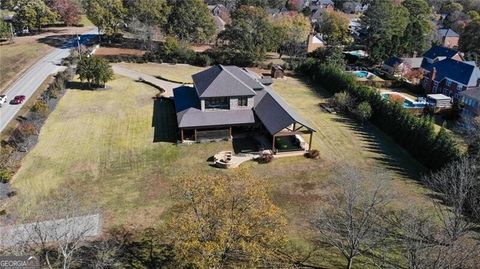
[[31, 100, 49, 116], [257, 153, 274, 164], [194, 54, 212, 67], [332, 92, 353, 111], [305, 149, 320, 159], [354, 101, 372, 123], [0, 169, 11, 183], [0, 209, 6, 216], [389, 94, 405, 105]]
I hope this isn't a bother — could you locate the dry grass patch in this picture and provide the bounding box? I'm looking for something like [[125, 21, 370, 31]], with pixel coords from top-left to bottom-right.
[[117, 62, 206, 83]]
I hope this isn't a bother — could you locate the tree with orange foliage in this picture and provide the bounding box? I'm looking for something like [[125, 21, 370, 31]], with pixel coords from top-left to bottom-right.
[[167, 170, 287, 268]]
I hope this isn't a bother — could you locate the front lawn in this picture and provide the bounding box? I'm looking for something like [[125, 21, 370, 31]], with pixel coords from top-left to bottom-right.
[[8, 65, 434, 268]]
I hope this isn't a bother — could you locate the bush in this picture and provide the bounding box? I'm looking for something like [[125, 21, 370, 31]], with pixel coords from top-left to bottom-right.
[[331, 92, 354, 111], [257, 153, 274, 164], [354, 101, 372, 123], [305, 149, 320, 159], [31, 100, 49, 116], [194, 54, 212, 67], [0, 169, 11, 183]]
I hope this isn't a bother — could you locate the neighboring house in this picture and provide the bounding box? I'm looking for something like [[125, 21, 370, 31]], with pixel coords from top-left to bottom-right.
[[460, 88, 480, 118], [208, 4, 229, 32], [342, 1, 368, 14], [438, 28, 459, 48], [172, 65, 316, 153], [421, 58, 480, 98], [307, 33, 325, 53], [310, 0, 334, 22], [383, 57, 423, 77]]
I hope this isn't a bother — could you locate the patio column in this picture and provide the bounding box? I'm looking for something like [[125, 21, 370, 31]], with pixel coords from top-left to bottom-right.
[[308, 131, 313, 151], [229, 127, 232, 139], [272, 134, 276, 154], [194, 129, 197, 142], [180, 129, 184, 143]]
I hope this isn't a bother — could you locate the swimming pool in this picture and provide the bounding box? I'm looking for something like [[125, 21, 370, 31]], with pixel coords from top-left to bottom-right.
[[382, 93, 427, 109], [353, 71, 370, 78]]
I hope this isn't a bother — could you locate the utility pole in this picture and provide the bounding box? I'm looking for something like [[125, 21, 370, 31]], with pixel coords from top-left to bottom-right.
[[76, 33, 81, 60]]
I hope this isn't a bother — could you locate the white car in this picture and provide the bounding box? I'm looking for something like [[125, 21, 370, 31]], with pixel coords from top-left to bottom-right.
[[0, 95, 7, 107]]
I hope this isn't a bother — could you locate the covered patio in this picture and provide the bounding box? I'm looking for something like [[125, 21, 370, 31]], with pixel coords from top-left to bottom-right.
[[254, 87, 316, 154]]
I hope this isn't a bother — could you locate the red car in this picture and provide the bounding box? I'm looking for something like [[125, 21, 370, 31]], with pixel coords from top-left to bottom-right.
[[10, 95, 26, 105]]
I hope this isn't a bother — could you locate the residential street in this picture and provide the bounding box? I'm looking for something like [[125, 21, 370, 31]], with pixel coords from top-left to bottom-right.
[[0, 29, 98, 133]]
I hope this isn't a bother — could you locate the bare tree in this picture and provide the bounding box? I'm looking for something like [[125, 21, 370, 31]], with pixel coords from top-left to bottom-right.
[[389, 207, 480, 269], [423, 157, 480, 236], [312, 167, 391, 269]]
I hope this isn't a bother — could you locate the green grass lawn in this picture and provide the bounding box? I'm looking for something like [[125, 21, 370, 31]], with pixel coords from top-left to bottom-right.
[[8, 66, 435, 268]]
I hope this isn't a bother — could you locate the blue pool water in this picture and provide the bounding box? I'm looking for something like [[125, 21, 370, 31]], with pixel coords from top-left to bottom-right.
[[353, 71, 370, 78]]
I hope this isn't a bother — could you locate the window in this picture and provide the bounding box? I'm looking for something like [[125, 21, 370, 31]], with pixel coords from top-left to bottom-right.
[[205, 97, 230, 110], [238, 97, 248, 107], [446, 80, 451, 86], [457, 85, 463, 92]]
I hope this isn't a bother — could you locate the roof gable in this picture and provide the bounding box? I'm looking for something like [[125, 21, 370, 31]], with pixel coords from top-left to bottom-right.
[[192, 65, 258, 98], [423, 45, 459, 60], [438, 28, 459, 37]]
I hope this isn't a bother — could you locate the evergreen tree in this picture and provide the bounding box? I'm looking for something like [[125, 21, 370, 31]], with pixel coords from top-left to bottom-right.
[[361, 0, 409, 62]]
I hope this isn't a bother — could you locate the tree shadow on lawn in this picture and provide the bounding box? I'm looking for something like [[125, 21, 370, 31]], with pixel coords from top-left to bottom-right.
[[330, 115, 426, 180], [38, 34, 97, 49], [152, 98, 178, 143]]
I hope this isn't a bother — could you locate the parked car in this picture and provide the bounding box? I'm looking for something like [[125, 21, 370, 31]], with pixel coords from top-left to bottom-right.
[[0, 95, 6, 106], [10, 95, 26, 105]]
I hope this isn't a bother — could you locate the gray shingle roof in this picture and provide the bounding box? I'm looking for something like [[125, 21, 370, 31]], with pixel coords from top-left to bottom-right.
[[175, 66, 316, 133], [173, 86, 256, 128], [438, 28, 459, 38], [192, 65, 258, 98], [254, 87, 316, 135]]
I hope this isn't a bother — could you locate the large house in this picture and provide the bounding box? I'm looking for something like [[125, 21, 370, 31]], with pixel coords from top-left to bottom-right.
[[172, 65, 315, 153], [420, 46, 480, 98]]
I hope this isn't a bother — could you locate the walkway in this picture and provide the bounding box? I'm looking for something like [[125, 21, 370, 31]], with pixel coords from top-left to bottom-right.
[[112, 64, 183, 97]]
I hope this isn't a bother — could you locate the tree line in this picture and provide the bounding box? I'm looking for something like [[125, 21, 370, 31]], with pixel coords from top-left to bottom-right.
[[1, 0, 81, 33], [298, 60, 462, 171]]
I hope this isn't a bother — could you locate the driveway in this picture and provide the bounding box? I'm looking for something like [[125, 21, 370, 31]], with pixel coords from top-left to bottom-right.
[[112, 64, 184, 97], [0, 29, 98, 133]]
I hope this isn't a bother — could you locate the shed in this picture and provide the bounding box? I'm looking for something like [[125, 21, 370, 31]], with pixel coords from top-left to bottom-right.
[[271, 65, 284, 79], [427, 94, 451, 108]]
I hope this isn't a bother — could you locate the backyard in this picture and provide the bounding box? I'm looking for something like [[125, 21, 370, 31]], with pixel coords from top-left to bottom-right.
[[7, 64, 433, 267]]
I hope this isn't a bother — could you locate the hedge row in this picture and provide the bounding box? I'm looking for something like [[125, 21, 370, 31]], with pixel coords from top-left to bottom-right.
[[298, 59, 462, 170]]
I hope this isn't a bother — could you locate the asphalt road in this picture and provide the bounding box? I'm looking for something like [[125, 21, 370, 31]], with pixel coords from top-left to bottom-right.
[[0, 29, 98, 133]]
